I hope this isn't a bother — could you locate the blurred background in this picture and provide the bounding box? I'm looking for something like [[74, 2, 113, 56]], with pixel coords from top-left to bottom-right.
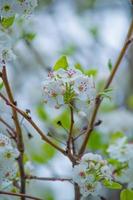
[[0, 0, 133, 199]]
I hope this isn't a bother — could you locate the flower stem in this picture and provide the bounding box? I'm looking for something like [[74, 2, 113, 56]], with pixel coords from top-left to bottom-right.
[[78, 18, 133, 157]]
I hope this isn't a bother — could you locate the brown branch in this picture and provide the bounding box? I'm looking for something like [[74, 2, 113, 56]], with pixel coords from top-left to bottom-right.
[[26, 175, 72, 182], [0, 92, 67, 156], [74, 183, 80, 200], [78, 18, 133, 157], [1, 66, 26, 199], [0, 116, 16, 139], [0, 191, 42, 200]]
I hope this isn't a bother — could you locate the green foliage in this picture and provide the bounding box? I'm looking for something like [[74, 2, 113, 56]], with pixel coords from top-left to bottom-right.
[[74, 63, 84, 73], [23, 32, 36, 42], [0, 82, 3, 90], [64, 83, 75, 104], [99, 88, 113, 100], [84, 69, 98, 77], [89, 26, 99, 39], [31, 143, 56, 164], [74, 63, 97, 77], [1, 16, 15, 28], [87, 131, 106, 151], [108, 59, 113, 71], [36, 103, 49, 121], [110, 132, 125, 143], [120, 189, 133, 200], [53, 109, 70, 129], [61, 44, 76, 56], [53, 56, 69, 71], [45, 192, 54, 200], [127, 94, 133, 110], [102, 180, 122, 189]]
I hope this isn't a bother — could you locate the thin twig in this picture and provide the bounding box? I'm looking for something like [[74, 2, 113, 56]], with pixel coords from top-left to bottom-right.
[[0, 191, 42, 200], [78, 18, 133, 157], [0, 92, 68, 157], [26, 175, 72, 183], [1, 66, 26, 199], [0, 116, 16, 139]]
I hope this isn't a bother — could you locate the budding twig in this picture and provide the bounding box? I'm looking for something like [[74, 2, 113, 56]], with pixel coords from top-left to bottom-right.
[[78, 18, 133, 157], [1, 66, 26, 199]]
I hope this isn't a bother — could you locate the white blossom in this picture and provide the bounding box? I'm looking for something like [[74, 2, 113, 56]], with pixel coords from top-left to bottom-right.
[[108, 136, 133, 189], [42, 68, 96, 112], [72, 153, 112, 198], [0, 31, 15, 63], [0, 0, 38, 18], [0, 133, 19, 186], [107, 137, 133, 162]]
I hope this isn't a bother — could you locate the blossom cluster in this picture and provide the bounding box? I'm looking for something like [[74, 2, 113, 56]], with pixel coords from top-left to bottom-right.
[[72, 153, 112, 199], [0, 0, 38, 18], [0, 31, 15, 64], [42, 68, 96, 112], [0, 133, 19, 187], [107, 136, 133, 189]]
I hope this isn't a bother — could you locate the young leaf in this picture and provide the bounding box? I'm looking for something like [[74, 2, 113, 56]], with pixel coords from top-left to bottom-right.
[[110, 132, 125, 143], [74, 63, 84, 73], [1, 16, 15, 28], [102, 180, 122, 189], [108, 59, 113, 71], [36, 103, 48, 121], [53, 109, 70, 129], [0, 82, 3, 90], [23, 32, 36, 42], [85, 69, 98, 77], [53, 56, 68, 71], [31, 143, 56, 164], [120, 189, 133, 200]]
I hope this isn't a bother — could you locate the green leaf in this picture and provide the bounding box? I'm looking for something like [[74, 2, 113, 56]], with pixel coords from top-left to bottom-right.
[[127, 95, 133, 110], [31, 143, 56, 164], [108, 59, 113, 71], [0, 82, 3, 90], [74, 63, 84, 73], [1, 16, 15, 28], [23, 32, 36, 42], [89, 26, 99, 39], [53, 56, 68, 71], [110, 132, 125, 143], [53, 109, 70, 129], [85, 69, 98, 77], [36, 103, 48, 121], [102, 180, 122, 190], [87, 131, 104, 151], [120, 189, 133, 200]]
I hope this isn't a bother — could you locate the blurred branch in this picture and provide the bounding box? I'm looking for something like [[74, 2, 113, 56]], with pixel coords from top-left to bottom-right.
[[26, 175, 72, 183], [1, 66, 26, 199], [78, 18, 133, 156], [0, 191, 42, 200], [0, 116, 16, 141], [0, 92, 67, 156]]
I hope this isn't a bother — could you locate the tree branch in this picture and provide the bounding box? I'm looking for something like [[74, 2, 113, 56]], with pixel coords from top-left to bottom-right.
[[0, 116, 16, 140], [0, 92, 67, 156], [0, 191, 42, 200], [1, 66, 26, 199], [26, 175, 72, 183], [78, 18, 133, 157]]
